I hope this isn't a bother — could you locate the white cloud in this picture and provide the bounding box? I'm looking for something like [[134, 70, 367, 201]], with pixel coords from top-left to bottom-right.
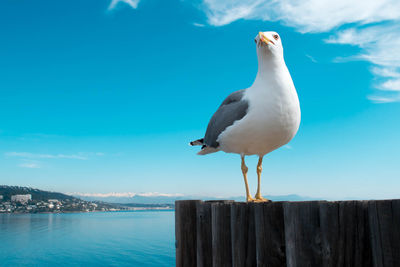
[[367, 95, 400, 104], [5, 152, 88, 160], [193, 22, 206, 27], [305, 54, 317, 63], [110, 0, 400, 102], [198, 0, 400, 102], [326, 24, 400, 100], [108, 0, 140, 10], [326, 25, 400, 67], [202, 0, 265, 27], [379, 79, 400, 92], [371, 67, 400, 79], [69, 192, 184, 198], [19, 162, 40, 169], [200, 0, 400, 31]]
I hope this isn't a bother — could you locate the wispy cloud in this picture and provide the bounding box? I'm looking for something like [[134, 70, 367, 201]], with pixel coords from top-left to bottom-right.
[[19, 162, 40, 169], [108, 0, 140, 10], [6, 152, 104, 169], [200, 0, 400, 31], [110, 0, 400, 102], [5, 152, 88, 160], [193, 22, 206, 27], [198, 0, 400, 103], [5, 152, 105, 160], [326, 24, 400, 101], [305, 54, 317, 63], [367, 95, 400, 104], [69, 192, 184, 198]]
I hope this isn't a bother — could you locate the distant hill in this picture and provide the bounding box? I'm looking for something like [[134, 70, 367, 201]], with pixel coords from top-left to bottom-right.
[[0, 185, 317, 205], [0, 185, 78, 202], [74, 193, 316, 204]]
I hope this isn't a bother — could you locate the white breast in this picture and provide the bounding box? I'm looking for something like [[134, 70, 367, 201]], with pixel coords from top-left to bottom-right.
[[217, 65, 301, 156]]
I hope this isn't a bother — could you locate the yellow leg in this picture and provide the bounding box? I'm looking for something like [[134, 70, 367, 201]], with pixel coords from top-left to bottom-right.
[[254, 156, 269, 202], [241, 155, 254, 202]]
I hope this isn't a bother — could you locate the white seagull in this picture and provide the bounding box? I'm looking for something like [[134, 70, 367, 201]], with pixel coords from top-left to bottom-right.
[[190, 31, 301, 202]]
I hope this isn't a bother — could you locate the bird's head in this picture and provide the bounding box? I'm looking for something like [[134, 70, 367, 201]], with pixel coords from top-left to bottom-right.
[[255, 31, 283, 59]]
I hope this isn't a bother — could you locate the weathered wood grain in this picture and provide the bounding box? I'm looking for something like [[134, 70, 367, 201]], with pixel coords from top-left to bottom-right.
[[176, 200, 201, 267], [319, 201, 339, 267], [175, 199, 400, 267], [283, 201, 324, 267], [338, 201, 372, 267], [196, 200, 233, 267], [320, 201, 373, 267], [254, 201, 286, 267], [212, 202, 233, 267], [231, 202, 256, 267], [196, 201, 212, 267], [369, 199, 400, 267]]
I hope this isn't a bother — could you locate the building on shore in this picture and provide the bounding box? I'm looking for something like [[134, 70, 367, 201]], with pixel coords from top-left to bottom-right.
[[0, 195, 3, 201], [11, 194, 32, 204]]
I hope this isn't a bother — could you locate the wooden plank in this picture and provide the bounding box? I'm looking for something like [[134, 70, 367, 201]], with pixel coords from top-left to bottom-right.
[[196, 200, 234, 267], [212, 202, 233, 267], [391, 200, 400, 266], [320, 201, 372, 267], [337, 201, 356, 266], [319, 201, 339, 267], [176, 199, 400, 267], [338, 201, 372, 267], [231, 202, 256, 267], [175, 200, 201, 267], [283, 201, 323, 267], [254, 202, 286, 267], [196, 201, 212, 267], [369, 199, 400, 267], [359, 200, 374, 266]]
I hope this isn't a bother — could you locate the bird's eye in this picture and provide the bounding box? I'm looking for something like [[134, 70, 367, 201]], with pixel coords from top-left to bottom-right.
[[273, 34, 279, 40]]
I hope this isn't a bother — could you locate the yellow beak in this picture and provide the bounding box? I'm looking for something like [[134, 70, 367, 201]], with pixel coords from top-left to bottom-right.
[[259, 32, 273, 45]]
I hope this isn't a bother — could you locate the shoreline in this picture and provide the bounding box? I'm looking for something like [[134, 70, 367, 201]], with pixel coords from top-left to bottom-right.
[[0, 207, 175, 215]]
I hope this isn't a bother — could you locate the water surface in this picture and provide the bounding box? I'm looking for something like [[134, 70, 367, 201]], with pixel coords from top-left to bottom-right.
[[0, 211, 175, 266]]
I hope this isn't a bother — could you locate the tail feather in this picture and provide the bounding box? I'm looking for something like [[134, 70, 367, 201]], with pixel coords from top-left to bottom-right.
[[197, 145, 219, 155], [189, 138, 204, 146], [190, 138, 219, 155]]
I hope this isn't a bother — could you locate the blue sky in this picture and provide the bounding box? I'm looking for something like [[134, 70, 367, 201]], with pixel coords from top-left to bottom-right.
[[1, 0, 400, 199]]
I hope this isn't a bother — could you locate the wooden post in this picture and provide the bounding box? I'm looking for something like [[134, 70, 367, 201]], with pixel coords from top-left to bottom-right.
[[368, 199, 400, 267], [283, 201, 324, 267], [254, 201, 286, 267], [231, 202, 256, 267], [175, 199, 400, 267], [211, 201, 233, 267], [319, 201, 372, 267], [176, 200, 201, 267], [196, 201, 212, 267], [319, 201, 340, 267]]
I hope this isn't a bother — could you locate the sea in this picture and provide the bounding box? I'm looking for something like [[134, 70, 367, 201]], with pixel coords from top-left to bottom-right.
[[0, 210, 175, 266]]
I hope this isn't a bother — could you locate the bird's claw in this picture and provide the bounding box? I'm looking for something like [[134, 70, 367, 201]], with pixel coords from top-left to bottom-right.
[[254, 194, 270, 202], [246, 196, 255, 202]]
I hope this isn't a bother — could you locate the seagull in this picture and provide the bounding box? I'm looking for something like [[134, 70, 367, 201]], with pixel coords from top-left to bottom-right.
[[190, 31, 301, 202]]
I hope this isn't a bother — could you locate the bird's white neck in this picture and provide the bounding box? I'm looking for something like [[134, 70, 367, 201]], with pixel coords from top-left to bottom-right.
[[252, 52, 288, 88]]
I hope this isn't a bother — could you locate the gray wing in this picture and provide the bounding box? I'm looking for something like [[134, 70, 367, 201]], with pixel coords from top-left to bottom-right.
[[203, 89, 249, 148]]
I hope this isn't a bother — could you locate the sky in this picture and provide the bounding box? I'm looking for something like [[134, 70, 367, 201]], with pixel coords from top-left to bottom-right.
[[1, 0, 400, 199]]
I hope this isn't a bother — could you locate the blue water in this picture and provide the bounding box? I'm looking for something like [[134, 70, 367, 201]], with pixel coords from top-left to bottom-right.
[[0, 211, 175, 266]]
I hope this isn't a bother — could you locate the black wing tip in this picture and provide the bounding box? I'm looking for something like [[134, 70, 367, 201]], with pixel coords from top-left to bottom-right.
[[189, 138, 204, 146]]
